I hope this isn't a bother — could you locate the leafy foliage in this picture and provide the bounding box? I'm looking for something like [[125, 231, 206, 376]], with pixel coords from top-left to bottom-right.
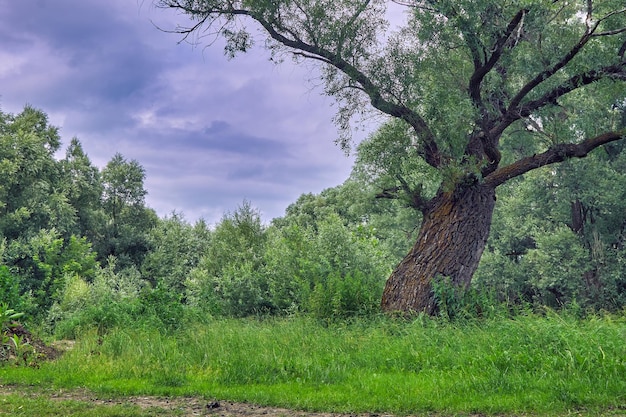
[[475, 142, 626, 310]]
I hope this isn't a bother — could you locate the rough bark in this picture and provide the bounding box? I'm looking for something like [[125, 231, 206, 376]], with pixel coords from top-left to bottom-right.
[[381, 183, 496, 315]]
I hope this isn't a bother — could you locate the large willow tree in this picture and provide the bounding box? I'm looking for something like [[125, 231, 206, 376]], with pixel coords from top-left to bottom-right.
[[157, 0, 626, 314]]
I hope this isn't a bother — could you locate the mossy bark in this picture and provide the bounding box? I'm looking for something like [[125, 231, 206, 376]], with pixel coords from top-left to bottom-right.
[[381, 183, 497, 315]]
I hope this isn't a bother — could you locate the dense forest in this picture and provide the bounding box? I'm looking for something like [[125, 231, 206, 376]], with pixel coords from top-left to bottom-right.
[[1, 104, 626, 336]]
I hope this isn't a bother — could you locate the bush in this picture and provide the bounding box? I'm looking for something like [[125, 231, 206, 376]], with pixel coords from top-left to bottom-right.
[[51, 257, 145, 337], [0, 266, 22, 310], [308, 270, 383, 320]]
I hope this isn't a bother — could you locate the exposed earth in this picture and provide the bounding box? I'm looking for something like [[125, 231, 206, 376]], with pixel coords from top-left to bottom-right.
[[0, 384, 397, 417], [0, 322, 62, 365]]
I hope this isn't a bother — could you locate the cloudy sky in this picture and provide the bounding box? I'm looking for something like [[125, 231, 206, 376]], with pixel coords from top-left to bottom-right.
[[0, 0, 397, 223]]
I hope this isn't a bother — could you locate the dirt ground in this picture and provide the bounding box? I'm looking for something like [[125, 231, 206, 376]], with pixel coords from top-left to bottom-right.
[[1, 322, 63, 364], [0, 384, 396, 417]]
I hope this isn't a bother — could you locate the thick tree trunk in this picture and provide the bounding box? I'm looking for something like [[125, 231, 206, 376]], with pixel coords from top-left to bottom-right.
[[381, 183, 497, 315]]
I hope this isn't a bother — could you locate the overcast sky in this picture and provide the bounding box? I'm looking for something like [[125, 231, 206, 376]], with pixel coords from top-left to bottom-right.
[[0, 0, 396, 224]]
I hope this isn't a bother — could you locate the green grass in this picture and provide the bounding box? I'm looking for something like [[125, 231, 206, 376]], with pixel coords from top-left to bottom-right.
[[2, 313, 626, 416]]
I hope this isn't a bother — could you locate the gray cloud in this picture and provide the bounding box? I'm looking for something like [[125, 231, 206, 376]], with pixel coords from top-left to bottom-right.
[[0, 0, 360, 223]]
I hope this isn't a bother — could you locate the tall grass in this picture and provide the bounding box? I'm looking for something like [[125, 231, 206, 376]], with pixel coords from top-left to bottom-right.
[[2, 313, 626, 415]]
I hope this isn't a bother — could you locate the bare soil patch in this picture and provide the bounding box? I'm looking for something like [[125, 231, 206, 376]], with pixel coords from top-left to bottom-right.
[[0, 384, 393, 417], [1, 322, 62, 366]]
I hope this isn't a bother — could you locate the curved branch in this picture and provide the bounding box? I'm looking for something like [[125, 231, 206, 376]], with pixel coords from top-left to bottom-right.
[[507, 36, 592, 115], [501, 4, 625, 120], [490, 63, 626, 137], [594, 27, 626, 37], [249, 12, 443, 166], [485, 130, 626, 187], [520, 64, 626, 114], [158, 0, 443, 167]]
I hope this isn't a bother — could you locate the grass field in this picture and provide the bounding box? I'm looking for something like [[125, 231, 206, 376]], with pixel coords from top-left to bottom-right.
[[1, 312, 626, 416]]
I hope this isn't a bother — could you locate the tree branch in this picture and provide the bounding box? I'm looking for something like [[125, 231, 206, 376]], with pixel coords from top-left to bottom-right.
[[375, 186, 401, 199], [468, 9, 527, 111], [499, 6, 625, 121], [250, 12, 443, 167], [591, 7, 626, 36], [593, 26, 626, 37], [485, 129, 626, 187], [159, 0, 443, 167], [519, 64, 626, 116], [506, 33, 593, 115], [490, 63, 626, 137], [374, 176, 429, 212]]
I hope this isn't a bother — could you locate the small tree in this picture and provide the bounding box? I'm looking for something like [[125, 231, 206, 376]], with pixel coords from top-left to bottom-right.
[[157, 0, 626, 314]]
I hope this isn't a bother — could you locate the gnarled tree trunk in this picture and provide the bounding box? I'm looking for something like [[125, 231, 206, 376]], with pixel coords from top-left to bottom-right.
[[381, 183, 497, 315]]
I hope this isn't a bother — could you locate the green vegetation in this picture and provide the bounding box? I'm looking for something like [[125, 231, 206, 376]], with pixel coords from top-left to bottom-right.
[[2, 315, 626, 415], [2, 0, 626, 414]]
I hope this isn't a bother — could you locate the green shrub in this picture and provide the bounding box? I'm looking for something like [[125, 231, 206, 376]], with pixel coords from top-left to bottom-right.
[[0, 266, 22, 310], [308, 271, 383, 320]]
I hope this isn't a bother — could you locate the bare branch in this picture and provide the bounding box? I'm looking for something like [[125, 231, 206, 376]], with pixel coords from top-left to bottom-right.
[[157, 0, 443, 167], [507, 35, 592, 115], [504, 6, 625, 119], [520, 65, 626, 115], [374, 177, 429, 212], [593, 26, 626, 37], [291, 51, 332, 65], [594, 7, 626, 27], [375, 186, 402, 199], [390, 0, 437, 12]]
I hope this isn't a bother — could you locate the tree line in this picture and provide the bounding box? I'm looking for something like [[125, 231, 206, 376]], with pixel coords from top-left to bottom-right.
[[1, 105, 626, 335]]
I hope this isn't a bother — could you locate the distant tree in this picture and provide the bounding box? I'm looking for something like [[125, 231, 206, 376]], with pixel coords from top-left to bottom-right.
[[475, 132, 626, 310], [101, 153, 147, 236], [0, 106, 75, 239], [275, 177, 417, 261], [158, 0, 626, 314], [9, 229, 98, 317], [199, 201, 270, 316], [141, 212, 211, 292], [98, 153, 156, 269], [60, 138, 105, 242]]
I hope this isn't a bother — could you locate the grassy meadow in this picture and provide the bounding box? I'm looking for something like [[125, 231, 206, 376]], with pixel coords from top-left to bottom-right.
[[1, 312, 626, 416]]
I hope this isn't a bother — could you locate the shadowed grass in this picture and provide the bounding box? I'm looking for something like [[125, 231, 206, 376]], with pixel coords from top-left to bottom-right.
[[1, 313, 626, 415]]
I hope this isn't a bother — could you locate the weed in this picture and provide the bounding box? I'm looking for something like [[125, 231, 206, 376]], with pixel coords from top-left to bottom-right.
[[0, 303, 24, 331]]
